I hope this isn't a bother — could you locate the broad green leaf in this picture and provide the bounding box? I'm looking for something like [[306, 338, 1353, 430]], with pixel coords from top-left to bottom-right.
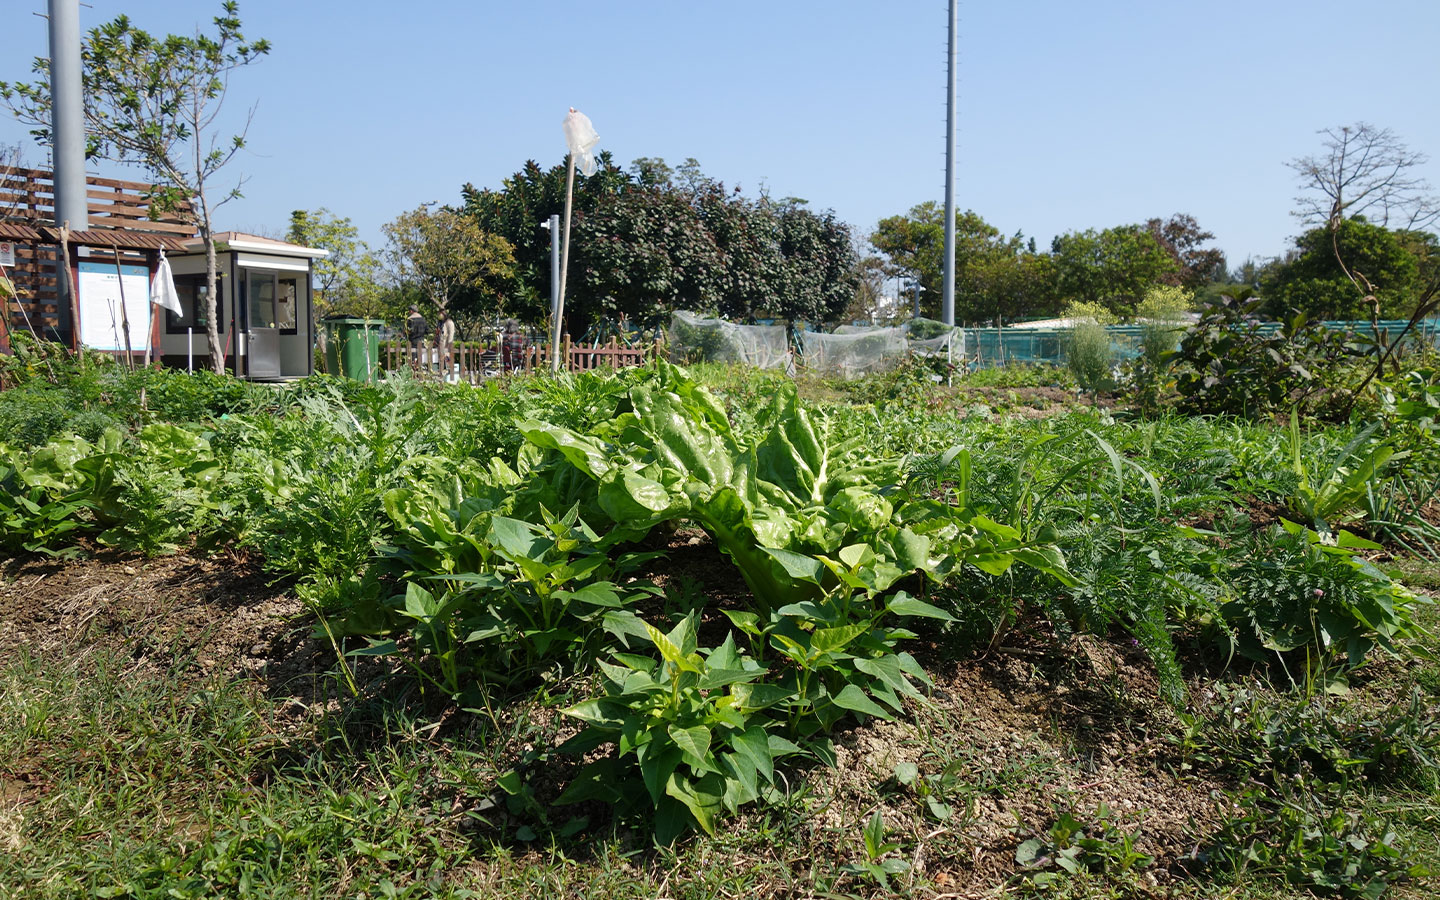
[[664, 772, 722, 837], [561, 698, 629, 729], [1012, 547, 1076, 585], [830, 684, 894, 720], [487, 516, 546, 561], [762, 547, 823, 584], [645, 623, 699, 673], [706, 633, 741, 671], [731, 682, 796, 711], [665, 615, 699, 657], [599, 469, 678, 522], [889, 528, 931, 571], [855, 654, 923, 698], [811, 623, 870, 654], [346, 640, 398, 658], [721, 609, 762, 636], [518, 420, 611, 478], [638, 744, 682, 805], [887, 593, 956, 622], [1336, 529, 1383, 551], [970, 551, 1015, 576], [556, 582, 623, 608], [402, 583, 439, 620], [831, 486, 893, 533], [698, 667, 764, 690], [601, 610, 652, 646], [838, 543, 874, 569], [721, 752, 760, 810], [971, 514, 1021, 541], [731, 725, 774, 783], [668, 724, 713, 772], [1016, 837, 1046, 866]]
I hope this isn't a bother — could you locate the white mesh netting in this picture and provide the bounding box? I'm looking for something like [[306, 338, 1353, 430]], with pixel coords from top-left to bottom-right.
[[668, 312, 965, 379], [797, 328, 908, 378], [668, 311, 791, 370]]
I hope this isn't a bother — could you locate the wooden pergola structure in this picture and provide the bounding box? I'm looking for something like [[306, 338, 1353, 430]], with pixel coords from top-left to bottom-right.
[[0, 165, 195, 357]]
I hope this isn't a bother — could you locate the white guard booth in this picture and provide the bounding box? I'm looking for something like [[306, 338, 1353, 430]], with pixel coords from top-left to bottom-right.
[[157, 232, 329, 380]]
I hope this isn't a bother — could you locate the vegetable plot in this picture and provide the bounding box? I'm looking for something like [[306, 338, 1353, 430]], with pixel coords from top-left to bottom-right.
[[361, 363, 1072, 838]]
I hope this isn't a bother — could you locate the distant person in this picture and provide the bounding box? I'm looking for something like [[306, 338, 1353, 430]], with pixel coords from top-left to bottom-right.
[[406, 304, 429, 367], [437, 310, 456, 377], [501, 319, 525, 372]]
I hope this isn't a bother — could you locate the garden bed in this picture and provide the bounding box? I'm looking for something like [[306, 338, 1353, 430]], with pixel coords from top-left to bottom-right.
[[1, 352, 1438, 898]]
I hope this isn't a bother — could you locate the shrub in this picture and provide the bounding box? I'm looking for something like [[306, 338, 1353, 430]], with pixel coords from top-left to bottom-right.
[[1171, 296, 1364, 420], [145, 368, 254, 422], [1063, 301, 1116, 396]]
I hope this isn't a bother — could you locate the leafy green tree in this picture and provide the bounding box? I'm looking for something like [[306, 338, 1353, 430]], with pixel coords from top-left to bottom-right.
[[771, 202, 860, 325], [1395, 229, 1440, 293], [1146, 214, 1225, 289], [460, 154, 629, 325], [871, 204, 1053, 323], [460, 156, 857, 333], [1261, 218, 1420, 320], [285, 209, 384, 318], [383, 205, 517, 332], [1050, 225, 1178, 318], [2, 3, 269, 373], [694, 185, 858, 326], [573, 182, 722, 328]]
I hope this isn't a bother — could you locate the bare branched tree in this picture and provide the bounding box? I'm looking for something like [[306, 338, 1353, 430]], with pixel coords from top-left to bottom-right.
[[1290, 125, 1440, 411], [1289, 122, 1440, 232]]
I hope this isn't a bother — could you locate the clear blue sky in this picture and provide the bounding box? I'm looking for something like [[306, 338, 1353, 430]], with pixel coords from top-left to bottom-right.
[[4, 0, 1439, 269]]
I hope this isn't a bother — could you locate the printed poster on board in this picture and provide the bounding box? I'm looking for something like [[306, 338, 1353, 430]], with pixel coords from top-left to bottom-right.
[[79, 260, 151, 352]]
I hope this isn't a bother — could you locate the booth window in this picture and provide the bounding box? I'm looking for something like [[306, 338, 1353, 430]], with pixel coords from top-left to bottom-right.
[[246, 269, 278, 330], [278, 277, 299, 334], [165, 274, 224, 334]]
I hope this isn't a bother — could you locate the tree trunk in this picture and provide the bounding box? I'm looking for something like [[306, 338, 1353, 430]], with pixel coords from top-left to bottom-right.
[[202, 225, 224, 375]]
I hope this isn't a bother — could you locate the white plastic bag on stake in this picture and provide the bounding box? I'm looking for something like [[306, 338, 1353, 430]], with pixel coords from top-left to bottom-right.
[[562, 108, 600, 176]]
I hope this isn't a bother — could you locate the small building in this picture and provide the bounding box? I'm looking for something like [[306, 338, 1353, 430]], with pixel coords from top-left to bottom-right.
[[158, 232, 327, 380], [1, 167, 326, 380]]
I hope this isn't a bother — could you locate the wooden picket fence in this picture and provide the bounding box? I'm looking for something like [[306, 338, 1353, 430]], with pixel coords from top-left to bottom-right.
[[380, 334, 661, 382]]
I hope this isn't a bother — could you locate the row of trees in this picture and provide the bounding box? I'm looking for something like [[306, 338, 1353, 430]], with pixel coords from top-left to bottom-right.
[[329, 122, 1437, 334], [5, 3, 1435, 346], [868, 123, 1439, 326], [297, 156, 860, 340], [459, 156, 859, 332], [868, 206, 1226, 323]]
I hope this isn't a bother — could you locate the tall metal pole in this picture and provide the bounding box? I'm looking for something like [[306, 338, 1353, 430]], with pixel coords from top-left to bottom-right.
[[941, 0, 958, 327], [49, 0, 88, 232]]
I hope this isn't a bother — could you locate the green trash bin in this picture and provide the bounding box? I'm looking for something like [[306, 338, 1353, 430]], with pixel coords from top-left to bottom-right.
[[322, 316, 385, 381]]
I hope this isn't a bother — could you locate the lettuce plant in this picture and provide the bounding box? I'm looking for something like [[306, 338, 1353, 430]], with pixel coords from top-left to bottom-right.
[[521, 363, 1070, 619]]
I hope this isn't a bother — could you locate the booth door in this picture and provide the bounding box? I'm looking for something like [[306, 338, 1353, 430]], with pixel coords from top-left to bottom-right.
[[246, 269, 282, 379]]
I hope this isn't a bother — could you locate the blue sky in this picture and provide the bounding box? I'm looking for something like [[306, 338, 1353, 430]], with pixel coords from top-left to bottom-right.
[[4, 0, 1438, 269]]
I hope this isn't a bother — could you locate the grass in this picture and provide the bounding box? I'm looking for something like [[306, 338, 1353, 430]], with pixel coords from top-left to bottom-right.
[[9, 616, 1434, 900]]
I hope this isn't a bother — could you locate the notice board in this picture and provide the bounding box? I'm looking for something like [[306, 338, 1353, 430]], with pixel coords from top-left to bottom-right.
[[79, 260, 151, 352]]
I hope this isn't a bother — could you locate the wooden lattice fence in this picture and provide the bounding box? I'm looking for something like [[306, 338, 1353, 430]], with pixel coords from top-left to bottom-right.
[[0, 166, 195, 349]]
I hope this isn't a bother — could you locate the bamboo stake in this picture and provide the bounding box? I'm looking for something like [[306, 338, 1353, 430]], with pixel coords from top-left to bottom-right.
[[112, 244, 135, 373], [552, 152, 577, 372]]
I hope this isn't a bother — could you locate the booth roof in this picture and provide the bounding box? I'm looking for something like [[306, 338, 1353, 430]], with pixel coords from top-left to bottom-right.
[[180, 232, 330, 259]]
